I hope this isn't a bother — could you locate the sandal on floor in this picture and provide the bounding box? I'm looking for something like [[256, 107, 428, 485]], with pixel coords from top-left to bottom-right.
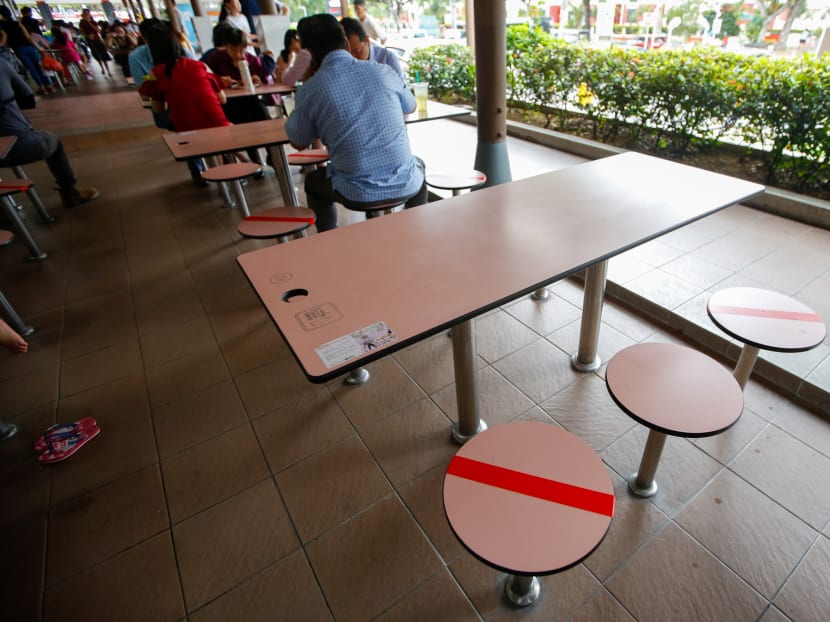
[[38, 426, 100, 464], [34, 417, 98, 453]]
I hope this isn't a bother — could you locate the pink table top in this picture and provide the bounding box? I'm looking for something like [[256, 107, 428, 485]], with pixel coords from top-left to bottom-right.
[[606, 342, 743, 437], [238, 152, 763, 382], [443, 421, 614, 575], [162, 118, 289, 161], [224, 82, 296, 99], [708, 287, 826, 352], [403, 101, 471, 124]]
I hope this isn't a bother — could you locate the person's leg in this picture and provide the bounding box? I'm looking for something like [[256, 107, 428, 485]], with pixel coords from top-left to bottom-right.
[[304, 169, 339, 232], [3, 130, 99, 208], [404, 156, 428, 208], [15, 46, 47, 88], [0, 318, 28, 354]]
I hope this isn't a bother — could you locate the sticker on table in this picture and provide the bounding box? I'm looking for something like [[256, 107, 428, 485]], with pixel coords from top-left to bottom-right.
[[315, 321, 398, 368], [295, 303, 343, 331]]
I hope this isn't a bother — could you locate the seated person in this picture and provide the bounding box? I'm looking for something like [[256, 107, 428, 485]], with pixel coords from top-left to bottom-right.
[[203, 26, 269, 168], [141, 27, 230, 134], [285, 14, 426, 232], [275, 29, 300, 83], [340, 17, 405, 83], [0, 58, 98, 207]]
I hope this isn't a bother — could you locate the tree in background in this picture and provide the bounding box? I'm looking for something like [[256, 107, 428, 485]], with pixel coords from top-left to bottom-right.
[[666, 0, 707, 38]]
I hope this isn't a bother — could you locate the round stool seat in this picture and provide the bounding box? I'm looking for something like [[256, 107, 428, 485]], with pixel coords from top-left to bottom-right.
[[607, 343, 743, 437], [0, 179, 33, 196], [444, 421, 613, 599], [201, 162, 262, 182], [0, 229, 14, 246], [426, 169, 487, 193], [287, 148, 329, 166], [707, 287, 826, 353], [237, 206, 316, 239], [345, 198, 405, 215]]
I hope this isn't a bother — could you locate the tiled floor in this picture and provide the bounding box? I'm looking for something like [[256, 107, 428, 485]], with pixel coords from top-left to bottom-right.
[[1, 79, 829, 622]]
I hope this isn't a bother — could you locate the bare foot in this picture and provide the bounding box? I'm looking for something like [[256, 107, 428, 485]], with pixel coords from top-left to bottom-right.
[[0, 319, 28, 354]]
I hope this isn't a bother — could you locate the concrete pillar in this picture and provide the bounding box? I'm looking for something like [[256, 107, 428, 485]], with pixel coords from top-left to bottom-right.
[[190, 0, 204, 17], [472, 0, 511, 186]]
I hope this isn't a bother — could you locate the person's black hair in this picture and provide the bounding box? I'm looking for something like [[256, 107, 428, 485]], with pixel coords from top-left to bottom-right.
[[0, 6, 13, 20], [21, 7, 32, 15], [212, 21, 237, 47], [146, 26, 182, 79], [52, 28, 68, 46], [353, 0, 366, 6], [297, 14, 347, 65], [223, 26, 246, 49], [340, 17, 366, 42], [138, 17, 163, 38], [280, 28, 298, 62]]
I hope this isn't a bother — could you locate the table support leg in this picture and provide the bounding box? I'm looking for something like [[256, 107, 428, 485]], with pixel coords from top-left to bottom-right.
[[733, 345, 759, 390], [0, 291, 35, 336], [451, 319, 487, 443], [530, 287, 549, 301], [0, 420, 18, 441], [344, 367, 370, 385], [505, 575, 541, 607], [571, 261, 608, 372], [12, 167, 54, 223], [629, 429, 666, 498], [269, 145, 299, 207], [1, 197, 46, 261], [230, 180, 250, 218]]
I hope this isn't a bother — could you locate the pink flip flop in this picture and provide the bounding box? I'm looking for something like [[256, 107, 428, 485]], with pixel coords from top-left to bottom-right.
[[37, 425, 100, 464], [34, 417, 98, 453]]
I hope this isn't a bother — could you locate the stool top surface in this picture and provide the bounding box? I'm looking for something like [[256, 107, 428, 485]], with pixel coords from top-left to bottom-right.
[[287, 148, 329, 164], [238, 206, 315, 238], [0, 179, 33, 195], [426, 169, 487, 190], [201, 162, 262, 182], [707, 287, 826, 352], [0, 229, 13, 245], [606, 342, 743, 437], [443, 421, 614, 576]]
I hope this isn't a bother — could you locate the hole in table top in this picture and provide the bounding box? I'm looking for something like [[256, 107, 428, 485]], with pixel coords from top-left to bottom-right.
[[282, 288, 308, 302], [177, 141, 190, 145]]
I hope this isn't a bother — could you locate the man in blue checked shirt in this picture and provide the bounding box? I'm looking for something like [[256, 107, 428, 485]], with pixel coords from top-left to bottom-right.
[[285, 13, 426, 232]]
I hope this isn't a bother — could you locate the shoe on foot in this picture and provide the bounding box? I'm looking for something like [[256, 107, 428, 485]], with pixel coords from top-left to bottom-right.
[[60, 187, 100, 208], [36, 87, 47, 95]]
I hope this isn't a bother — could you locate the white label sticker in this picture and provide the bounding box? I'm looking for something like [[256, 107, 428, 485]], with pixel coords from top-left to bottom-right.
[[315, 321, 398, 369]]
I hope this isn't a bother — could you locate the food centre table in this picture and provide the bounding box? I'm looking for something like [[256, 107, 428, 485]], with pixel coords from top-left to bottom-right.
[[237, 152, 763, 442], [161, 103, 471, 209]]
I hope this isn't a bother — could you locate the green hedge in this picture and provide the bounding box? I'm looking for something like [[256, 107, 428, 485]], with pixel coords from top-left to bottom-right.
[[408, 25, 830, 194]]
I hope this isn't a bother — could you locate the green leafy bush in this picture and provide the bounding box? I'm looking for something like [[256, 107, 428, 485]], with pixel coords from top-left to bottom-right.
[[408, 26, 830, 194]]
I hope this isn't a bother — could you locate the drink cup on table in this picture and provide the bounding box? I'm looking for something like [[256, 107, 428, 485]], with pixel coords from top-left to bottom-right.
[[413, 82, 428, 114]]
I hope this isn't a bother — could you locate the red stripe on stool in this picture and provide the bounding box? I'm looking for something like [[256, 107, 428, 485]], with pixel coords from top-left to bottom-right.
[[0, 184, 31, 191], [709, 304, 823, 323], [447, 455, 614, 517], [244, 216, 315, 223]]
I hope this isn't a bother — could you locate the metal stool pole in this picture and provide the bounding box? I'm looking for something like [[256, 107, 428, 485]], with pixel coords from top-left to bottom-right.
[[12, 167, 54, 223], [0, 197, 46, 260], [0, 291, 35, 336]]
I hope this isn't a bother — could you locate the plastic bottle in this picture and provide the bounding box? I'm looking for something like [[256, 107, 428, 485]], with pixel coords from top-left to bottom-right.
[[238, 60, 255, 93]]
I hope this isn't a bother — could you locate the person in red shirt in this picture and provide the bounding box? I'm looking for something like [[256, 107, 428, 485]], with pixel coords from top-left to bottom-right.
[[141, 27, 228, 132]]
